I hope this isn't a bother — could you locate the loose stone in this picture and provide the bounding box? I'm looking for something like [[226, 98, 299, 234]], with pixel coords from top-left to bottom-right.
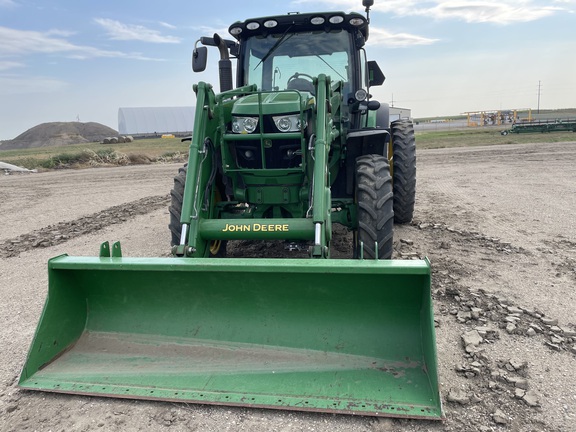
[[545, 342, 562, 351], [522, 390, 540, 407], [541, 317, 559, 326], [462, 330, 483, 347], [447, 389, 470, 405], [509, 359, 528, 371], [507, 306, 523, 314], [492, 409, 508, 424]]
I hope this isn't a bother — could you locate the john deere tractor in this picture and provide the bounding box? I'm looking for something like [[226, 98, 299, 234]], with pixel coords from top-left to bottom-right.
[[20, 1, 441, 420], [168, 0, 416, 260]]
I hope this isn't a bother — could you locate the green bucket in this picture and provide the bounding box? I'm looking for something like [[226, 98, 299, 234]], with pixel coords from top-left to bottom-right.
[[19, 254, 442, 419]]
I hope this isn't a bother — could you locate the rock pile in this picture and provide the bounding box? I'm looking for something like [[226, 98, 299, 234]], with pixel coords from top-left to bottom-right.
[[1, 195, 169, 259], [397, 220, 575, 429]]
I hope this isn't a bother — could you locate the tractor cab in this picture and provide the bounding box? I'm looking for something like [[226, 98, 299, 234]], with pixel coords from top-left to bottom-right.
[[193, 10, 385, 130]]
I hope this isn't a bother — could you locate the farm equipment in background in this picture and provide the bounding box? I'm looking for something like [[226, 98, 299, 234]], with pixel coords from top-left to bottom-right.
[[501, 118, 576, 135], [20, 1, 443, 420]]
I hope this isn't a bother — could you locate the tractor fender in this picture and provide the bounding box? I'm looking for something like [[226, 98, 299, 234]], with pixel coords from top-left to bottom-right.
[[375, 102, 390, 129]]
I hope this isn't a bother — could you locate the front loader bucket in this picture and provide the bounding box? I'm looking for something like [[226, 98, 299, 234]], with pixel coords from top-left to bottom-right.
[[20, 255, 443, 420]]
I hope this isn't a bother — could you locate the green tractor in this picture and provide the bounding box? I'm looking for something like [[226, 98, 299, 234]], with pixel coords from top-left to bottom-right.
[[169, 2, 416, 260], [20, 1, 442, 420]]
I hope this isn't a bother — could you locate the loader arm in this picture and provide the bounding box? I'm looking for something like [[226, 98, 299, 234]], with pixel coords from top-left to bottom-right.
[[175, 81, 214, 257], [309, 74, 338, 257]]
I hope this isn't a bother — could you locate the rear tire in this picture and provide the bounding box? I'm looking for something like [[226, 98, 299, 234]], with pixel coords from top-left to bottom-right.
[[355, 155, 394, 259], [391, 119, 417, 224], [168, 165, 226, 257]]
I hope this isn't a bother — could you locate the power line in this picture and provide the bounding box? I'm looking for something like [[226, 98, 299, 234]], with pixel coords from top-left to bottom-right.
[[537, 81, 541, 112]]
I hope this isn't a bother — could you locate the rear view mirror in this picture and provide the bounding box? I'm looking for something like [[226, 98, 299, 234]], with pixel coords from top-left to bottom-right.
[[367, 60, 385, 87], [192, 46, 207, 72], [367, 100, 381, 110]]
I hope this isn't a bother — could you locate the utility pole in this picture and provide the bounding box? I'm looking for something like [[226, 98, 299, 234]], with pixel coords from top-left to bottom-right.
[[537, 81, 541, 114]]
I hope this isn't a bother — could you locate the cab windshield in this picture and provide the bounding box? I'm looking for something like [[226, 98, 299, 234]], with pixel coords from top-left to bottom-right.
[[242, 30, 352, 92]]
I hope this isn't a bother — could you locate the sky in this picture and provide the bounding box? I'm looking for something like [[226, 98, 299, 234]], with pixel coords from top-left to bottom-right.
[[0, 0, 575, 140]]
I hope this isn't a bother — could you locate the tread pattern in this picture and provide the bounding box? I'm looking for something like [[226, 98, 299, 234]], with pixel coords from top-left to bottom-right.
[[355, 154, 394, 259], [168, 165, 226, 257], [391, 119, 417, 224], [168, 166, 187, 246]]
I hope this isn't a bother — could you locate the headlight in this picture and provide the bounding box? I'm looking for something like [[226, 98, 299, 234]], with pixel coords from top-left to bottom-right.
[[231, 117, 258, 134], [273, 115, 306, 132], [354, 89, 367, 102]]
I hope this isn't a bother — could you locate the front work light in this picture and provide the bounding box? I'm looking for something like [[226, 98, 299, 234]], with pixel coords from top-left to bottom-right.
[[273, 115, 305, 132], [232, 117, 259, 134]]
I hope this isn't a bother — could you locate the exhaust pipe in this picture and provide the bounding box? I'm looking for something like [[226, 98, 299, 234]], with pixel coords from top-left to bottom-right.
[[214, 33, 233, 92]]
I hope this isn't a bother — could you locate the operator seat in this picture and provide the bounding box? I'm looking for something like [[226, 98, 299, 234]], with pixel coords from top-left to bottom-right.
[[287, 78, 315, 95]]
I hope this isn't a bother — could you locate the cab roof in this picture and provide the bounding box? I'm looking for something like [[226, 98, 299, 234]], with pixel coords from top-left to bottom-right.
[[228, 11, 369, 42]]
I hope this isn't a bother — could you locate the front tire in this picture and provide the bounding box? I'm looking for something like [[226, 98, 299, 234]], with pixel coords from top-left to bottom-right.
[[168, 165, 226, 257], [355, 155, 394, 259], [168, 166, 187, 247]]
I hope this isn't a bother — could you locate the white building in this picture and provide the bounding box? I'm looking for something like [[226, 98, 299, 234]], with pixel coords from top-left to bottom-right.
[[389, 107, 412, 122], [118, 107, 194, 135]]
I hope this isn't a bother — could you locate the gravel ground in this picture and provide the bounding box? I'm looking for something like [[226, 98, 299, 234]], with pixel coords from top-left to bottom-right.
[[1, 141, 575, 431]]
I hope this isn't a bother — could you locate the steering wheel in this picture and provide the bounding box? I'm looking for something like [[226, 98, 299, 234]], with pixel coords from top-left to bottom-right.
[[287, 73, 315, 94], [288, 72, 314, 83]]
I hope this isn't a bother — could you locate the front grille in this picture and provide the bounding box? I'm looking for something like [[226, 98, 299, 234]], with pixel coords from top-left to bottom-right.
[[231, 138, 302, 169]]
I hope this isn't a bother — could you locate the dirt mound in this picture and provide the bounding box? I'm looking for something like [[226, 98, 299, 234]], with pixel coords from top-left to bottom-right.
[[0, 122, 118, 150]]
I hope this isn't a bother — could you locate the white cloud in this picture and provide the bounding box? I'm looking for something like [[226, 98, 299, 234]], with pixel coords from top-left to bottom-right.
[[0, 26, 164, 61], [290, 0, 358, 9], [289, 1, 438, 47], [94, 18, 181, 43], [291, 0, 562, 24], [159, 21, 177, 30], [65, 51, 163, 61], [0, 0, 18, 7], [0, 60, 24, 71], [46, 28, 77, 37], [552, 0, 576, 13], [192, 25, 232, 38], [418, 1, 559, 24], [0, 75, 68, 95], [368, 27, 439, 47], [0, 26, 80, 55]]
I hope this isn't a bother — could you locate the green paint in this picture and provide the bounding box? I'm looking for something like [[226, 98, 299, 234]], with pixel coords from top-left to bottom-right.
[[20, 256, 442, 419]]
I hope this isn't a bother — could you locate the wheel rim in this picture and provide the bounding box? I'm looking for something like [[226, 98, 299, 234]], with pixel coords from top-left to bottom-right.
[[210, 240, 222, 256]]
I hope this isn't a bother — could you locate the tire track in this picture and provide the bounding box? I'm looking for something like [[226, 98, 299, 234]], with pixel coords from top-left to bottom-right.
[[0, 195, 169, 258]]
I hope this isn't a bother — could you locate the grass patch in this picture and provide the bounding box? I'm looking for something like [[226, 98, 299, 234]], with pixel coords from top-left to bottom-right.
[[0, 137, 189, 170], [416, 126, 576, 149], [2, 130, 575, 169]]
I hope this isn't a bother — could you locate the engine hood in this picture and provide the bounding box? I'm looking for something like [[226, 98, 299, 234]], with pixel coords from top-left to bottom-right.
[[231, 91, 313, 116]]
